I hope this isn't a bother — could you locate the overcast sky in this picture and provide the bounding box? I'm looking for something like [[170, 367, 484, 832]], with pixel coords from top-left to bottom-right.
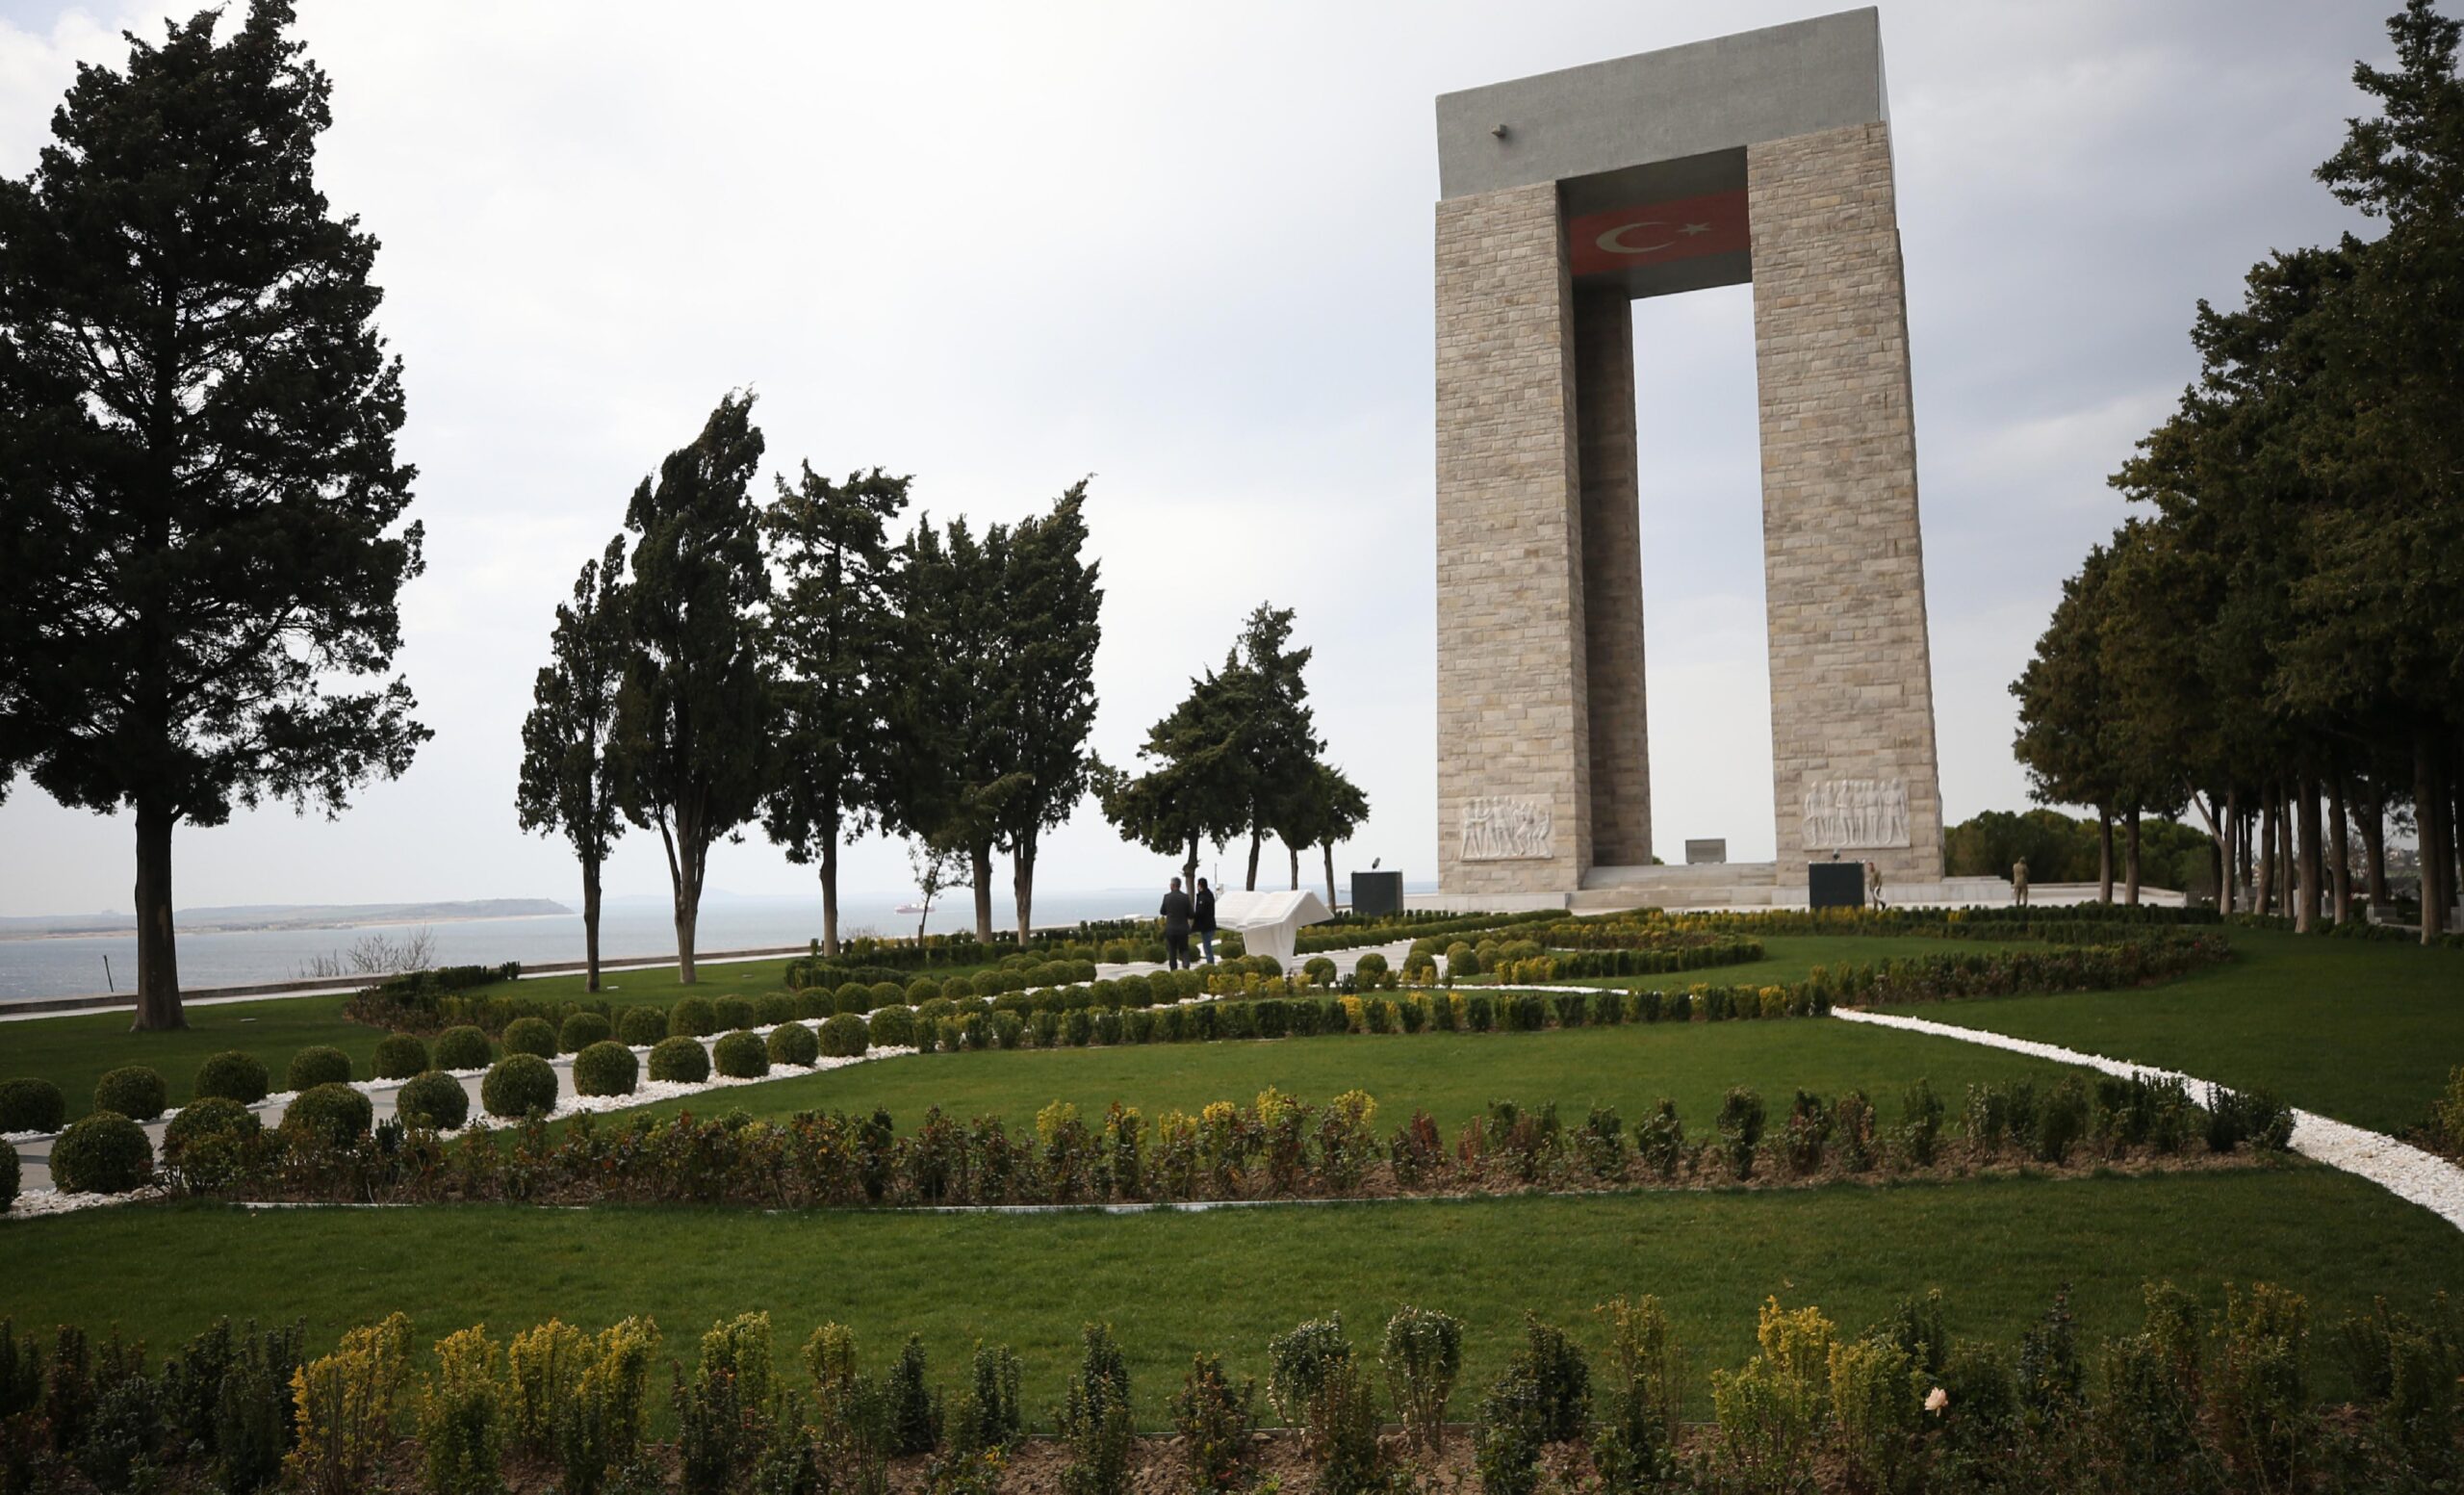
[[0, 0, 2399, 915]]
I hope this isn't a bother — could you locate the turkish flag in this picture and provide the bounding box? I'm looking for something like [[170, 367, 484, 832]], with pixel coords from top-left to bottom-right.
[[1567, 189, 1749, 278]]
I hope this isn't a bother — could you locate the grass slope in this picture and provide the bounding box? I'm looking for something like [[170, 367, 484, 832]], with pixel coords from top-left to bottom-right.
[[1882, 928, 2464, 1134], [0, 1168, 2448, 1424], [2, 994, 383, 1123]]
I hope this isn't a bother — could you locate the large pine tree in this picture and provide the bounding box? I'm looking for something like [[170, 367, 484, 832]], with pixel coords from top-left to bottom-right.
[[516, 536, 629, 991]]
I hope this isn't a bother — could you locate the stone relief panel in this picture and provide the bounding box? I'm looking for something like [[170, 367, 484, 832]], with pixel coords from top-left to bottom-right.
[[1460, 795, 1556, 862], [1801, 777, 1911, 851]]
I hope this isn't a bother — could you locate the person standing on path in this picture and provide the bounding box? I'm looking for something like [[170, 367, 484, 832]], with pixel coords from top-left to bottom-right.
[[1160, 877, 1194, 970], [2014, 857, 2030, 909], [1866, 859, 1886, 911], [1193, 877, 1218, 965]]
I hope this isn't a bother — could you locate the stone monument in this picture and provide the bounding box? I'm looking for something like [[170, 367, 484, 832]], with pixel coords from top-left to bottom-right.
[[1432, 8, 1947, 905]]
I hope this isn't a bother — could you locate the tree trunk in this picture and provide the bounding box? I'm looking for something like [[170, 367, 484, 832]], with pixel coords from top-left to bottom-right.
[[2274, 786, 2295, 921], [131, 799, 185, 1031], [2418, 732, 2449, 942], [2097, 808, 2115, 903], [970, 841, 994, 943], [1014, 831, 1038, 948], [2328, 778, 2351, 924], [2254, 795, 2276, 915], [673, 885, 699, 986], [2123, 807, 2143, 906], [820, 833, 840, 958], [2295, 776, 2323, 934], [1182, 835, 1200, 900], [2216, 789, 2237, 914], [582, 856, 603, 992], [1245, 829, 1261, 892], [2361, 783, 2389, 906], [1288, 842, 1299, 891], [1322, 840, 1338, 911], [660, 811, 702, 985]]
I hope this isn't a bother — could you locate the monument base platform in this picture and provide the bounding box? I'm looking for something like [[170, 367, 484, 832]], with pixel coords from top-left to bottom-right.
[[1414, 865, 2020, 915]]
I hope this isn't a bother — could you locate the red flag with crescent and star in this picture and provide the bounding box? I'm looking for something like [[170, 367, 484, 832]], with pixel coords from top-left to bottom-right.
[[1567, 188, 1749, 278]]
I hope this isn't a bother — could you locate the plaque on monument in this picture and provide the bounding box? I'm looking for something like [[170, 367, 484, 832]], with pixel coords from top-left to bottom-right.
[[1808, 862, 1865, 910], [1801, 778, 1912, 851], [1460, 795, 1554, 862], [1349, 870, 1404, 917], [1683, 838, 1727, 865]]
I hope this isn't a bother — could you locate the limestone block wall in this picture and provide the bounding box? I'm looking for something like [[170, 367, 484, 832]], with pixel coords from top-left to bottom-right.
[[1575, 291, 1651, 867], [1746, 121, 1946, 882], [1434, 182, 1594, 895]]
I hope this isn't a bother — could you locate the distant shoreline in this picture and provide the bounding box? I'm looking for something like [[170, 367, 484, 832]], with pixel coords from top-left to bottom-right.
[[0, 906, 573, 942]]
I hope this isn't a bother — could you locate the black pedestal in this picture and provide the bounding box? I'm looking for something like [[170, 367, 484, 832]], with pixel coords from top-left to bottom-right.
[[1350, 871, 1404, 917], [1808, 862, 1865, 910]]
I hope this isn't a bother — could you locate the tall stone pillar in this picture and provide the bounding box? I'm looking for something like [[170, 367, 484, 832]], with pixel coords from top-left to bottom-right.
[[1747, 121, 1946, 882], [1433, 182, 1594, 898], [1576, 291, 1651, 867]]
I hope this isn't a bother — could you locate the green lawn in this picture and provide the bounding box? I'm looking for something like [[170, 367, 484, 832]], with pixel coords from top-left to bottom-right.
[[1881, 928, 2464, 1134], [1, 993, 384, 1122], [1, 1168, 2449, 1424], [578, 1014, 2088, 1135]]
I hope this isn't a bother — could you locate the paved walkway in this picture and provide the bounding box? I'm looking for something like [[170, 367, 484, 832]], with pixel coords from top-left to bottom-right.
[[1835, 1007, 2464, 1233]]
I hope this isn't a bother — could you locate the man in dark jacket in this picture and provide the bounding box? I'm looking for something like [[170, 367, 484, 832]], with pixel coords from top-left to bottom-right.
[[1160, 877, 1194, 970], [1193, 877, 1218, 965]]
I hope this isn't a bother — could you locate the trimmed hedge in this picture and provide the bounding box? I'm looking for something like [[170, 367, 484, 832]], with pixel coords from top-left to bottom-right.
[[397, 1071, 471, 1130], [573, 1041, 639, 1097], [433, 1025, 494, 1070], [616, 1006, 670, 1045], [501, 1017, 558, 1059], [91, 1066, 167, 1122], [0, 1077, 66, 1134], [819, 1014, 868, 1059], [192, 1051, 270, 1106], [714, 996, 757, 1031], [282, 1083, 373, 1147], [648, 1036, 710, 1085], [767, 1021, 820, 1068], [372, 1033, 432, 1080], [866, 1006, 918, 1048], [480, 1054, 558, 1119], [712, 1030, 770, 1079], [757, 992, 799, 1025], [560, 1011, 612, 1053], [287, 1045, 354, 1092], [669, 996, 717, 1037], [50, 1111, 153, 1195], [0, 1140, 15, 1211]]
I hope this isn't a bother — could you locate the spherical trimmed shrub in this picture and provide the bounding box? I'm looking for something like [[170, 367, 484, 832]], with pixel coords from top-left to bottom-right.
[[50, 1112, 153, 1195], [164, 1097, 260, 1155], [905, 976, 942, 1004], [616, 1006, 669, 1045], [286, 1045, 353, 1093], [867, 982, 904, 1012], [793, 987, 834, 1020], [669, 996, 717, 1037], [1115, 974, 1152, 1006], [372, 1033, 431, 1080], [0, 1140, 17, 1212], [766, 1021, 820, 1068], [818, 1013, 869, 1059], [834, 982, 872, 1017], [281, 1083, 373, 1147], [192, 1051, 270, 1106], [1353, 953, 1389, 980], [755, 992, 797, 1026], [648, 1036, 710, 1085], [1303, 957, 1338, 987], [480, 1054, 559, 1119], [395, 1071, 470, 1130], [711, 1030, 770, 1079], [713, 995, 757, 1031], [0, 1077, 66, 1134], [559, 1011, 612, 1053], [865, 1005, 917, 1049], [91, 1067, 167, 1122], [573, 1041, 639, 1097], [432, 1025, 494, 1070], [500, 1017, 557, 1058]]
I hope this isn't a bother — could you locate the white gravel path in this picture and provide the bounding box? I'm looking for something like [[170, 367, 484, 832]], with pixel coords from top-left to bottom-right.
[[1835, 1007, 2464, 1233]]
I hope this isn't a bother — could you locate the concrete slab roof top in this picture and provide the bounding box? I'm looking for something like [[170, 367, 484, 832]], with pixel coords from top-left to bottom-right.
[[1434, 7, 1886, 203]]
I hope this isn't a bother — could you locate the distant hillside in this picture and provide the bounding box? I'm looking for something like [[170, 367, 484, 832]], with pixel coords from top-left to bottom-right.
[[0, 899, 571, 939]]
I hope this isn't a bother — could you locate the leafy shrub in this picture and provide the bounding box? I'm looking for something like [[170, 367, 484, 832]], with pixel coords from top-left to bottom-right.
[[282, 1083, 373, 1147], [2208, 1086, 2297, 1153], [712, 1030, 770, 1079], [676, 1313, 776, 1495], [162, 1096, 262, 1188], [0, 1076, 67, 1134], [1056, 1324, 1133, 1495], [907, 976, 942, 1003], [432, 1025, 494, 1070], [418, 1324, 506, 1495], [481, 1054, 558, 1119], [0, 1140, 16, 1212], [649, 1036, 711, 1084], [397, 1071, 471, 1130], [888, 1333, 940, 1456], [867, 1006, 918, 1048], [991, 1012, 1024, 1050], [820, 1014, 868, 1058], [767, 1021, 820, 1068], [2212, 1282, 2311, 1489], [560, 1012, 612, 1053], [501, 1017, 558, 1059], [615, 1007, 668, 1046], [1593, 1296, 1683, 1493], [713, 996, 757, 1031], [669, 996, 717, 1037], [574, 1041, 640, 1096], [1267, 1313, 1353, 1446], [1171, 1351, 1254, 1493], [1381, 1305, 1462, 1455], [279, 1046, 350, 1094], [1637, 1099, 1685, 1179], [758, 992, 800, 1025], [1709, 1300, 1833, 1495], [1718, 1087, 1766, 1179], [50, 1111, 154, 1194], [287, 1314, 411, 1495], [1899, 1079, 1944, 1166], [1474, 1359, 1548, 1495], [91, 1065, 167, 1121], [372, 1032, 432, 1080], [511, 1316, 657, 1495], [193, 1051, 270, 1106], [2036, 1075, 2090, 1163]]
